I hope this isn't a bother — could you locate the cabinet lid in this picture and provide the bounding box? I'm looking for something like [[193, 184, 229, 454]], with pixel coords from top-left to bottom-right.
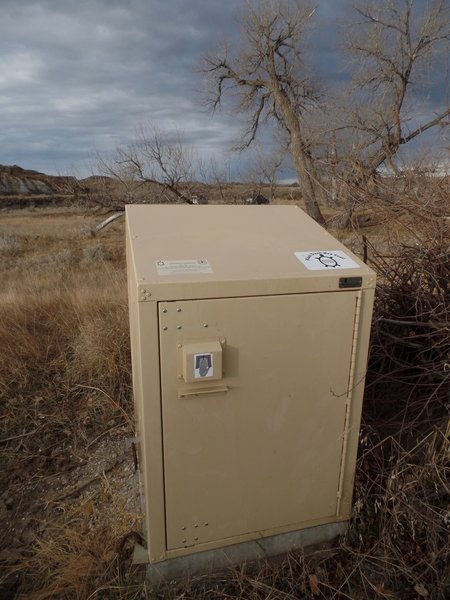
[[126, 205, 375, 300]]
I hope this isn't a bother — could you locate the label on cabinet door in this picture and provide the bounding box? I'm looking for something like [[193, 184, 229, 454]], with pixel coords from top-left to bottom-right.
[[194, 353, 214, 378]]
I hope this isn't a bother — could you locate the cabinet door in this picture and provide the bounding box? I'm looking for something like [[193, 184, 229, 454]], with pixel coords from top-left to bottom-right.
[[158, 292, 358, 551]]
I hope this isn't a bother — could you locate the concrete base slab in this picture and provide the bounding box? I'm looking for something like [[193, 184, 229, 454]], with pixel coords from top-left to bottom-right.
[[145, 521, 347, 585]]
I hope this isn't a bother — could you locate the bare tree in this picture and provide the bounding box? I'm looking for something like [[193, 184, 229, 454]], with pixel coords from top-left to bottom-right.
[[244, 143, 286, 200], [90, 126, 202, 231], [208, 155, 236, 203], [203, 0, 449, 227], [203, 0, 326, 225], [97, 126, 199, 206], [319, 0, 450, 226], [345, 0, 450, 180]]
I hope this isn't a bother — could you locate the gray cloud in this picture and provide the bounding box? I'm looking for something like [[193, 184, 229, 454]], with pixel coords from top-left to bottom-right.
[[0, 0, 447, 176], [0, 0, 244, 174]]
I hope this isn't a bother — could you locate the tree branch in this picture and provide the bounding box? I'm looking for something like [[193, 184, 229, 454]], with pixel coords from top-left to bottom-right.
[[400, 109, 450, 144]]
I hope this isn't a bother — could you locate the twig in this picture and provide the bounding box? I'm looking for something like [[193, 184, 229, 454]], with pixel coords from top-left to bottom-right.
[[74, 384, 132, 426], [0, 429, 38, 444], [132, 441, 138, 471], [86, 421, 128, 450], [378, 317, 441, 329], [54, 455, 128, 502], [246, 578, 300, 600]]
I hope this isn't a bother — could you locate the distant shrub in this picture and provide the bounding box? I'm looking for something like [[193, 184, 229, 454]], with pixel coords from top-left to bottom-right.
[[83, 243, 109, 262], [0, 232, 20, 256], [40, 248, 75, 267], [77, 224, 96, 238]]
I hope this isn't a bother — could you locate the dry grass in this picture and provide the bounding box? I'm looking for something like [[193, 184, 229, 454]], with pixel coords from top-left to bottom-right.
[[0, 209, 139, 599], [4, 487, 142, 600], [0, 266, 131, 446], [0, 183, 449, 599]]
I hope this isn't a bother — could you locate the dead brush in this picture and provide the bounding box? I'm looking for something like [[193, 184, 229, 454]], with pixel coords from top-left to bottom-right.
[[364, 211, 449, 428], [335, 182, 450, 599], [344, 422, 450, 599]]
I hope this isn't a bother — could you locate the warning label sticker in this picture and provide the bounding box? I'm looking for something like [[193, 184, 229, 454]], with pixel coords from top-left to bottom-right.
[[155, 259, 213, 276], [295, 250, 360, 270]]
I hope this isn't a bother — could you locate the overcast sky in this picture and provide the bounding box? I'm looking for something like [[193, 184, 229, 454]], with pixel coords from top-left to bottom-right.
[[0, 0, 448, 178]]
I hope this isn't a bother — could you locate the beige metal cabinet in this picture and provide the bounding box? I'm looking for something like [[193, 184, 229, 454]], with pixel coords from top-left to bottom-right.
[[126, 205, 375, 568]]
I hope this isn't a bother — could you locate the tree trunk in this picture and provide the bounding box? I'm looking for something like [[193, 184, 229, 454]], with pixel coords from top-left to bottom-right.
[[269, 83, 327, 227], [291, 134, 326, 227]]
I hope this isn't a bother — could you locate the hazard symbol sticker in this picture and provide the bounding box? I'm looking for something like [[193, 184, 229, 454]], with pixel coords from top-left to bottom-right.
[[295, 250, 360, 270], [194, 353, 214, 379]]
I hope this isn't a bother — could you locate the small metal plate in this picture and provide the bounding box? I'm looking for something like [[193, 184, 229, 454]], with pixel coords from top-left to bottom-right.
[[339, 277, 363, 289]]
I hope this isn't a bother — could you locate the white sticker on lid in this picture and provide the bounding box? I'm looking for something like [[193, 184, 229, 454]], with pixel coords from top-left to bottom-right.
[[295, 250, 360, 270], [155, 259, 213, 275], [194, 353, 214, 379]]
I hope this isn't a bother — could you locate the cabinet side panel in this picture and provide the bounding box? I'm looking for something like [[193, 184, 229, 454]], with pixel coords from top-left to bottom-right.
[[135, 301, 166, 563], [126, 219, 166, 563], [126, 218, 142, 432]]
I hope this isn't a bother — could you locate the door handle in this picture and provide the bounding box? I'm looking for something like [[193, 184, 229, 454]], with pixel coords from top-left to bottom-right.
[[178, 386, 229, 399]]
